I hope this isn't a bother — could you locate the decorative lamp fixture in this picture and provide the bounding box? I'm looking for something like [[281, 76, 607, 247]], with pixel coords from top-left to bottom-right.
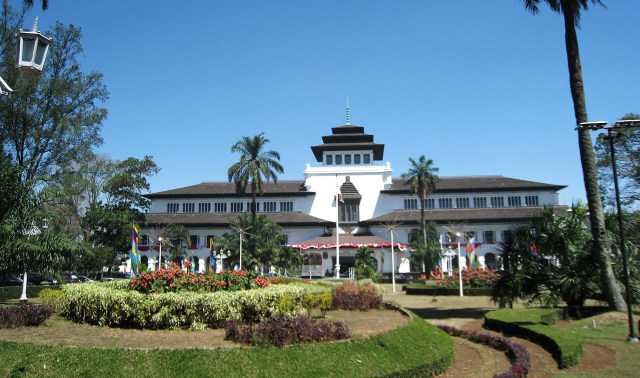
[[16, 17, 51, 74]]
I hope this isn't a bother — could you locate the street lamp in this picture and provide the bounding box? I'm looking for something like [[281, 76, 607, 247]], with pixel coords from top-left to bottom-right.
[[578, 120, 640, 342], [157, 236, 163, 270], [456, 232, 463, 297], [0, 17, 51, 95]]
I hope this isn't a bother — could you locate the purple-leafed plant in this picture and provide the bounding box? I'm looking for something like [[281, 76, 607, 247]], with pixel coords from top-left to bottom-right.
[[437, 324, 530, 378], [0, 305, 53, 328], [225, 315, 351, 347], [331, 292, 382, 311]]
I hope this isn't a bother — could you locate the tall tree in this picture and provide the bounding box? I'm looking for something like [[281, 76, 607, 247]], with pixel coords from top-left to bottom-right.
[[228, 132, 283, 219], [595, 113, 640, 209], [23, 0, 47, 10], [402, 156, 439, 247], [0, 21, 108, 182], [522, 0, 626, 311]]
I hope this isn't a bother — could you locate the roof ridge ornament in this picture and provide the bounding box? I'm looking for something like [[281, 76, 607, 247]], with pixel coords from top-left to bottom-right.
[[346, 97, 350, 125]]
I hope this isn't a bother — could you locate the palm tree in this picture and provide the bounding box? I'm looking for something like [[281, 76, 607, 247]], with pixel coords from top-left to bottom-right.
[[228, 132, 284, 219], [402, 156, 439, 246], [522, 0, 625, 311], [355, 247, 377, 270]]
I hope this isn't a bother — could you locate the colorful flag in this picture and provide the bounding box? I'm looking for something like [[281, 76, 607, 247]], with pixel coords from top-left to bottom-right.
[[131, 225, 140, 277], [531, 243, 538, 257], [209, 237, 216, 272], [380, 246, 385, 273], [466, 237, 476, 268], [260, 266, 264, 275], [191, 251, 198, 273]]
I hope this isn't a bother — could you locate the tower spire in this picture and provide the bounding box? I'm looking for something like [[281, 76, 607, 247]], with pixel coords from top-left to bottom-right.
[[346, 97, 350, 125]]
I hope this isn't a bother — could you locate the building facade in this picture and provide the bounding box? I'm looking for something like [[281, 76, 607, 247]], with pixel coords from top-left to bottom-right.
[[138, 123, 567, 275]]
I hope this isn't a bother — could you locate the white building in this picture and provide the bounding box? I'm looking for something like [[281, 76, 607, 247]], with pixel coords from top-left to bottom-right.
[[138, 123, 567, 276]]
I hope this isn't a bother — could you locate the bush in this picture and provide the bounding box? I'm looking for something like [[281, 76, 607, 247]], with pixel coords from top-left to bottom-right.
[[302, 292, 333, 317], [332, 292, 382, 311], [39, 288, 63, 312], [0, 305, 53, 328], [225, 315, 351, 347], [60, 282, 305, 329], [334, 281, 378, 296], [437, 267, 500, 288]]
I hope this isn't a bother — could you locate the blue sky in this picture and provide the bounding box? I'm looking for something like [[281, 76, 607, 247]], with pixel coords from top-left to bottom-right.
[[31, 1, 640, 205]]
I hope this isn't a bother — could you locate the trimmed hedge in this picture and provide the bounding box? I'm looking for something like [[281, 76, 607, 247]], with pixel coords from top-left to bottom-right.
[[484, 308, 584, 369], [404, 285, 492, 296], [0, 305, 53, 328], [0, 285, 62, 301], [60, 282, 305, 329]]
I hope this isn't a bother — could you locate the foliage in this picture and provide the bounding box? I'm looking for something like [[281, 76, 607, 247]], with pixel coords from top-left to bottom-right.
[[485, 308, 584, 369], [595, 113, 640, 209], [302, 292, 333, 317], [0, 305, 53, 328], [409, 238, 443, 273], [437, 324, 530, 378], [605, 211, 640, 305], [354, 247, 380, 279], [225, 315, 350, 347], [128, 262, 269, 294], [39, 288, 63, 311], [0, 21, 108, 182], [59, 282, 304, 329], [0, 315, 454, 377], [438, 267, 500, 288], [227, 132, 284, 218], [334, 280, 378, 296], [103, 156, 160, 210], [491, 205, 599, 308], [332, 292, 382, 311], [402, 155, 439, 246]]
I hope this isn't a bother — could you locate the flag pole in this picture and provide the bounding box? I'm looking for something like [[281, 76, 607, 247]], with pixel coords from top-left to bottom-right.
[[335, 174, 340, 279]]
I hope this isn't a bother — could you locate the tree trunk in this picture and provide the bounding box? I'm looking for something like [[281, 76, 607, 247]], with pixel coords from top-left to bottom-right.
[[563, 11, 626, 311]]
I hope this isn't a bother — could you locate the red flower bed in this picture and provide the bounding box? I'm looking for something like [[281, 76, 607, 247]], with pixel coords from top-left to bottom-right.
[[437, 267, 500, 288], [129, 262, 270, 294]]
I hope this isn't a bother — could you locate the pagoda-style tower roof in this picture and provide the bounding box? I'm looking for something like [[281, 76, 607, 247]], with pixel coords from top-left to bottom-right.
[[310, 124, 385, 162]]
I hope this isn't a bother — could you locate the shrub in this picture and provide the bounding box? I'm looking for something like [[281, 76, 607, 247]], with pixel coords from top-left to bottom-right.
[[60, 282, 304, 329], [335, 281, 378, 296], [302, 292, 333, 317], [437, 267, 500, 288], [332, 292, 382, 311], [225, 315, 351, 347], [39, 288, 63, 312], [0, 305, 53, 328]]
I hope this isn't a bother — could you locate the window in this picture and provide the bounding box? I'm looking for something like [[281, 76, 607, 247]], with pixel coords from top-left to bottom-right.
[[404, 198, 418, 210], [456, 198, 470, 208], [198, 202, 211, 213], [354, 154, 361, 164], [189, 235, 198, 247], [508, 196, 522, 207], [339, 202, 359, 222], [363, 154, 371, 164], [263, 201, 276, 212], [473, 197, 487, 208], [525, 195, 539, 206], [502, 230, 514, 243], [183, 203, 195, 213], [279, 201, 293, 212], [335, 155, 342, 165], [167, 203, 179, 213], [214, 202, 227, 213], [140, 234, 149, 245], [231, 202, 244, 213], [281, 234, 289, 245], [326, 155, 333, 165], [423, 198, 435, 209], [490, 196, 504, 208], [483, 230, 495, 243], [345, 155, 351, 164], [439, 198, 453, 209]]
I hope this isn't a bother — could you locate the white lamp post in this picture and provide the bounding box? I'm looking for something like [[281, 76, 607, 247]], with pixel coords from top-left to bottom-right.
[[391, 228, 396, 293], [0, 17, 51, 95], [457, 232, 463, 297], [157, 236, 163, 270]]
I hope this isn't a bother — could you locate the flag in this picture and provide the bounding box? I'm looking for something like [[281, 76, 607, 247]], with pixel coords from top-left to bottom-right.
[[380, 246, 385, 273], [131, 225, 140, 277], [531, 243, 538, 257], [209, 237, 216, 272], [337, 182, 344, 203], [466, 237, 476, 268], [260, 266, 264, 275], [191, 250, 198, 273]]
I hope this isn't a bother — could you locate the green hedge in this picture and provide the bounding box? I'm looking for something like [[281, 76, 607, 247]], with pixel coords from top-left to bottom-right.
[[60, 282, 305, 329], [403, 285, 492, 296], [0, 285, 61, 301], [0, 310, 454, 377], [484, 308, 584, 368]]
